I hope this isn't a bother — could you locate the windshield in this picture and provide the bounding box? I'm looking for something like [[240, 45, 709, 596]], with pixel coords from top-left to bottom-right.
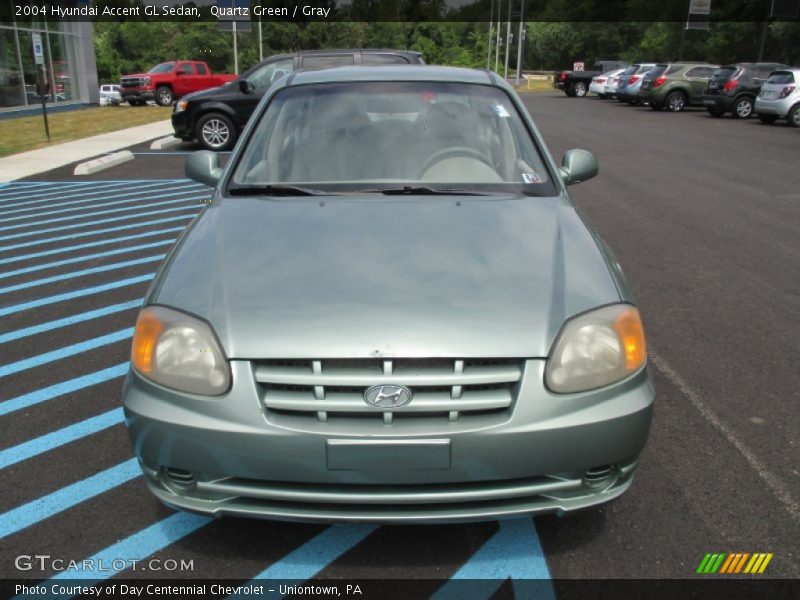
[[231, 81, 554, 194], [148, 62, 175, 74], [766, 71, 794, 84]]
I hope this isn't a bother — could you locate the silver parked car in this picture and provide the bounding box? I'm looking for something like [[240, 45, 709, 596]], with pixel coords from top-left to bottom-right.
[[123, 66, 654, 523], [589, 69, 623, 98], [602, 69, 627, 98], [99, 83, 121, 106], [754, 68, 800, 126]]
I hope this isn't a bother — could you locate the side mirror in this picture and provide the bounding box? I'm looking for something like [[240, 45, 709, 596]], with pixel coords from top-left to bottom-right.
[[186, 150, 223, 187], [238, 79, 254, 94], [559, 149, 598, 186]]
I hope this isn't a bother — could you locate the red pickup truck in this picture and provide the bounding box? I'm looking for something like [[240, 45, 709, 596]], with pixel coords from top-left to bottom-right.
[[120, 61, 236, 107]]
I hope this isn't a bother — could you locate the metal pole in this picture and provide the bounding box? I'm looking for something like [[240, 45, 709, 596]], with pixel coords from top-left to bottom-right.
[[233, 19, 238, 74], [757, 20, 769, 61], [486, 0, 494, 70], [504, 0, 512, 79], [258, 16, 263, 62], [515, 0, 526, 85], [495, 0, 502, 73]]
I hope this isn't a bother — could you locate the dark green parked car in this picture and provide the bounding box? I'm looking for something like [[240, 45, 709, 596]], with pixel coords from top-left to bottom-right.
[[639, 62, 719, 112]]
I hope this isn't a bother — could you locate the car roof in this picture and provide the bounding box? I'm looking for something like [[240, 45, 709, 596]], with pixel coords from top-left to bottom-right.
[[287, 65, 496, 86]]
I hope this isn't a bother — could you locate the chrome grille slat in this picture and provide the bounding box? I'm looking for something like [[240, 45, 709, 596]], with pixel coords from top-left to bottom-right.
[[253, 364, 522, 387], [254, 358, 522, 424], [264, 390, 513, 413]]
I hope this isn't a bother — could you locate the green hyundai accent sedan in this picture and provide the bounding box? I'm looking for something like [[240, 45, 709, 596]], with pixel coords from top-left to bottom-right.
[[122, 66, 655, 523]]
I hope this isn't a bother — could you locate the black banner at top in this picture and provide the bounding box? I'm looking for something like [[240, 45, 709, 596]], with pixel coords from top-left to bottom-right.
[[2, 0, 799, 23]]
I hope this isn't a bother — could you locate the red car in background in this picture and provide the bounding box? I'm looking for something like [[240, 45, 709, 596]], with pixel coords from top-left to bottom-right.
[[120, 60, 236, 106]]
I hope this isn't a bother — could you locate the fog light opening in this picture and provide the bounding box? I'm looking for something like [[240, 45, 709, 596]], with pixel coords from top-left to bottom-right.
[[161, 467, 197, 493], [582, 464, 619, 490]]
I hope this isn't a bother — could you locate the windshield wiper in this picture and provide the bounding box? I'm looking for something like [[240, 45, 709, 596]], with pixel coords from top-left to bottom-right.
[[227, 185, 330, 197], [361, 186, 493, 196]]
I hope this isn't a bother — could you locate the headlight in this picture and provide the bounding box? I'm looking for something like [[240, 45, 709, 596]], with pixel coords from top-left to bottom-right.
[[131, 306, 231, 396], [174, 99, 188, 113], [545, 304, 646, 394], [143, 76, 151, 86]]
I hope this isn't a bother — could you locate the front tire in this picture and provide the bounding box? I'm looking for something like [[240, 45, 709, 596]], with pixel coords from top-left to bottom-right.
[[196, 113, 237, 151], [155, 86, 174, 107], [665, 91, 687, 112], [731, 96, 754, 119], [758, 114, 778, 124], [788, 104, 800, 128]]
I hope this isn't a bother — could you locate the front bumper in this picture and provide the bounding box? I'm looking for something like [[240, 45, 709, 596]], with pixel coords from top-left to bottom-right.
[[121, 89, 154, 102], [171, 109, 193, 139], [122, 360, 655, 523]]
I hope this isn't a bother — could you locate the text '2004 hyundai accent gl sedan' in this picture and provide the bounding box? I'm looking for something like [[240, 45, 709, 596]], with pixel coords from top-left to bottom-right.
[[122, 66, 655, 523]]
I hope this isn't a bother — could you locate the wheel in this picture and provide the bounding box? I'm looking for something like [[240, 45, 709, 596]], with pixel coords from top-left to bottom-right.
[[665, 91, 687, 112], [758, 114, 778, 124], [731, 96, 754, 119], [155, 86, 174, 106], [706, 106, 724, 117], [196, 113, 237, 151], [573, 82, 587, 97], [788, 104, 800, 128], [419, 146, 493, 177]]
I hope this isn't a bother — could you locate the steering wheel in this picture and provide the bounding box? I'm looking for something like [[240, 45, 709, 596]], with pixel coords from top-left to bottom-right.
[[419, 146, 495, 177]]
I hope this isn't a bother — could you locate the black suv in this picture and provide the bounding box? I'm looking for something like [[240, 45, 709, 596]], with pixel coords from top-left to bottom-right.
[[703, 62, 790, 119], [172, 49, 425, 151]]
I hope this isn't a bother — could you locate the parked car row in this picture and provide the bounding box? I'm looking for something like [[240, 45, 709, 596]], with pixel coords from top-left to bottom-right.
[[585, 61, 800, 126]]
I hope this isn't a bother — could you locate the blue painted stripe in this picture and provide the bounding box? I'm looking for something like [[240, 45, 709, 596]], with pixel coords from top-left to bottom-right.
[[0, 299, 141, 344], [0, 328, 133, 378], [0, 273, 153, 317], [47, 512, 212, 583], [0, 181, 138, 205], [0, 205, 200, 242], [0, 239, 174, 279], [0, 226, 184, 266], [0, 408, 124, 469], [0, 254, 164, 295], [0, 180, 190, 202], [0, 215, 192, 253], [432, 519, 555, 600], [0, 180, 183, 213], [0, 363, 128, 416], [0, 458, 141, 540], [0, 192, 202, 232], [0, 181, 203, 217], [243, 524, 378, 583]]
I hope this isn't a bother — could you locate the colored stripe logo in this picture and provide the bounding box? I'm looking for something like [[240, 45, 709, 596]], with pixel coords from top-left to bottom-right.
[[697, 552, 773, 574]]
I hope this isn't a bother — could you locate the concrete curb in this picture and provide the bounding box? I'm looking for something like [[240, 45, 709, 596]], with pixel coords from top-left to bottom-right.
[[74, 151, 134, 175], [0, 119, 172, 182], [150, 136, 181, 150]]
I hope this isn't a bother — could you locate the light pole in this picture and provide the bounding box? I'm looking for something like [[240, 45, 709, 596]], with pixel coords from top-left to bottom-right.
[[503, 0, 512, 79], [515, 0, 526, 85], [486, 0, 494, 70]]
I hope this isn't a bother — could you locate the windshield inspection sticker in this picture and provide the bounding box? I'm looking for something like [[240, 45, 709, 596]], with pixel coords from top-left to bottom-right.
[[522, 172, 543, 184], [493, 104, 511, 118]]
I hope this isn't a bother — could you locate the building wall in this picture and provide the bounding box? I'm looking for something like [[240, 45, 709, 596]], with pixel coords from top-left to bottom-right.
[[0, 20, 98, 112]]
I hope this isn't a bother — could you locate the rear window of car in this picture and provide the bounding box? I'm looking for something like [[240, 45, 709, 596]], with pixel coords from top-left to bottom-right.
[[362, 54, 411, 65], [766, 71, 794, 84], [665, 65, 683, 75], [646, 65, 667, 78], [619, 66, 637, 78], [635, 64, 654, 74], [711, 67, 737, 82]]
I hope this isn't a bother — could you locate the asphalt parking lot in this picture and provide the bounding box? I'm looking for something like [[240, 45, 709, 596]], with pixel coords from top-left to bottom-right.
[[0, 94, 798, 596]]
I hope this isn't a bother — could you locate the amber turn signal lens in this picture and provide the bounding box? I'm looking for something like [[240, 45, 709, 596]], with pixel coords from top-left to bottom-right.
[[613, 307, 647, 372], [131, 309, 164, 374]]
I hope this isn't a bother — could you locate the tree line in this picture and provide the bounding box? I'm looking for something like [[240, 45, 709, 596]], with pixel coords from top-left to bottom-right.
[[93, 19, 800, 83]]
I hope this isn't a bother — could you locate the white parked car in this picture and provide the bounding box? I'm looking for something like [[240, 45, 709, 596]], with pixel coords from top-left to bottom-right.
[[590, 70, 621, 98], [600, 69, 626, 98], [754, 68, 800, 126], [99, 84, 121, 106]]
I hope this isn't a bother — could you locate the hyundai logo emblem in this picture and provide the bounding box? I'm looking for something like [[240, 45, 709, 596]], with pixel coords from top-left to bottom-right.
[[363, 385, 413, 408]]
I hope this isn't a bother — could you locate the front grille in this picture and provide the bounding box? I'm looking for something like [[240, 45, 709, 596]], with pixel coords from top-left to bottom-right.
[[254, 358, 523, 423], [120, 78, 144, 88]]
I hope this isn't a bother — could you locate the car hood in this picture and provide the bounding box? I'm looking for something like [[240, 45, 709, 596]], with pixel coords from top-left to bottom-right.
[[182, 83, 232, 102], [152, 194, 622, 359]]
